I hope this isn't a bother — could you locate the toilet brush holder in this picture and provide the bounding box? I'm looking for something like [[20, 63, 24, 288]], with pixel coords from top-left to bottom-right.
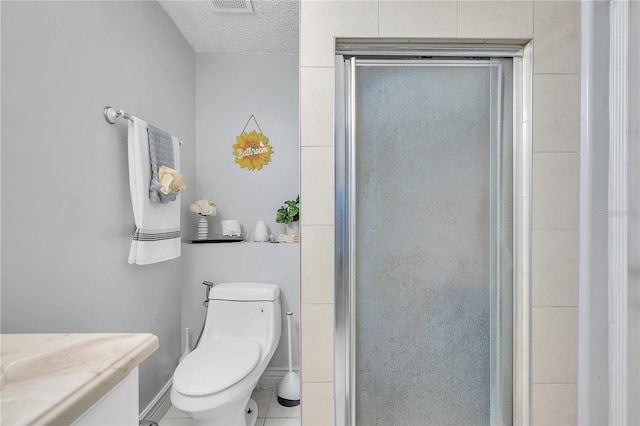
[[277, 311, 300, 407], [179, 327, 191, 362]]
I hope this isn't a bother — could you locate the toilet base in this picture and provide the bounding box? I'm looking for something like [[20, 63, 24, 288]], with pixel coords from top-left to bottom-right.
[[192, 398, 258, 426], [245, 398, 258, 426]]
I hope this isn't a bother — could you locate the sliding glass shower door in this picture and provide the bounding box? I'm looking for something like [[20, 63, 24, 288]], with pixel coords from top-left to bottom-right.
[[337, 58, 513, 425]]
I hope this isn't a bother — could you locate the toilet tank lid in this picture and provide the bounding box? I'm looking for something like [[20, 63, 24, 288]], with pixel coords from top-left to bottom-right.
[[210, 282, 280, 301]]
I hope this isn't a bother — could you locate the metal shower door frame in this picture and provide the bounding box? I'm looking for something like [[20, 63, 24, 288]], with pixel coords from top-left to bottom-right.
[[334, 43, 533, 426]]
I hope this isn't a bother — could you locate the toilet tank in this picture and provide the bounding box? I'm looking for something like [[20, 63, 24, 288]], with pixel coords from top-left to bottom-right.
[[202, 282, 281, 353]]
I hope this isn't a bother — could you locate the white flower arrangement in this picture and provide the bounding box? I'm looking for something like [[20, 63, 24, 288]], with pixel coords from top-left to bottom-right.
[[190, 199, 217, 216]]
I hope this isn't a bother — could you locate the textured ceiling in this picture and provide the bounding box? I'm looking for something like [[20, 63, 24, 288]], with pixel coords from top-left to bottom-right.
[[159, 0, 299, 54]]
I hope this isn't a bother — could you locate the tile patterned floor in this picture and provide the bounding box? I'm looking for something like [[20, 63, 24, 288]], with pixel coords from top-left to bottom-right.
[[159, 388, 300, 426]]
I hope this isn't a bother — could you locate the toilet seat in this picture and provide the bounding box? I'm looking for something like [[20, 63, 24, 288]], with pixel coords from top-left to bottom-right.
[[174, 338, 261, 397]]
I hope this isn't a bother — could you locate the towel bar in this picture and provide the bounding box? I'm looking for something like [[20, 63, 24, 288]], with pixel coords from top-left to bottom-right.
[[104, 106, 183, 145]]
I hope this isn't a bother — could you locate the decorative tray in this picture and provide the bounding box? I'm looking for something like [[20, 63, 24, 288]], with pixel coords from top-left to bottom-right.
[[190, 235, 245, 244]]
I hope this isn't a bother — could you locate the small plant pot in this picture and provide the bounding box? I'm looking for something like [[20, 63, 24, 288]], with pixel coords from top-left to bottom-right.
[[285, 221, 299, 236]]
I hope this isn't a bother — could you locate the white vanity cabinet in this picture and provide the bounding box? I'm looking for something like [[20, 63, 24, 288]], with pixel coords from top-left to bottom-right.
[[71, 368, 139, 426]]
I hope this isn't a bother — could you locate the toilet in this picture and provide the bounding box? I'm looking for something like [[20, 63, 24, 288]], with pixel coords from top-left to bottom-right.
[[170, 282, 281, 426]]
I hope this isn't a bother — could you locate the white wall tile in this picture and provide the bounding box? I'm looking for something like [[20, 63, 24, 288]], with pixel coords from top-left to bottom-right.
[[532, 384, 577, 425], [458, 1, 533, 38], [301, 67, 334, 147], [301, 226, 335, 304], [301, 147, 335, 225], [532, 153, 579, 230], [302, 382, 335, 426], [532, 307, 578, 383], [379, 1, 457, 38], [301, 304, 334, 382], [533, 1, 580, 74], [299, 0, 579, 420], [533, 74, 580, 152], [300, 0, 378, 68], [532, 230, 578, 307]]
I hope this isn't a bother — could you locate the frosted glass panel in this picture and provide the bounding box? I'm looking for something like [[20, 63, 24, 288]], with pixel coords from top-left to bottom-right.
[[354, 63, 512, 425]]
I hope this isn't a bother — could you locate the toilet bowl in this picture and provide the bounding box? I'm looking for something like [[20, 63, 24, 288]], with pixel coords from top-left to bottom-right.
[[170, 282, 281, 426]]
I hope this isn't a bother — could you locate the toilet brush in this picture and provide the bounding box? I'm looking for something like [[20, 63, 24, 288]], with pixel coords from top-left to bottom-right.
[[277, 311, 300, 407]]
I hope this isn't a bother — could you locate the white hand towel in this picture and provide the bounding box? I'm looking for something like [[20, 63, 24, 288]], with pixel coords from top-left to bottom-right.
[[128, 117, 181, 265]]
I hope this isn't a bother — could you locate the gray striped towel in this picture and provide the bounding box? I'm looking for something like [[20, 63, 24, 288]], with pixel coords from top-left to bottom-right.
[[147, 124, 178, 203]]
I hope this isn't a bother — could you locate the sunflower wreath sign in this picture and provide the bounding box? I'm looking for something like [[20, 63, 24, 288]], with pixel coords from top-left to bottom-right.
[[233, 115, 273, 171]]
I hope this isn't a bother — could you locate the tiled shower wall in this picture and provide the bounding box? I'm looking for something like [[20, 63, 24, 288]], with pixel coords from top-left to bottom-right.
[[299, 1, 580, 424]]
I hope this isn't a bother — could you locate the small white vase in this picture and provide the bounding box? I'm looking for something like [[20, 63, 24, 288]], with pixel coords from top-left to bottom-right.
[[254, 220, 269, 242], [285, 221, 299, 236], [197, 216, 209, 240]]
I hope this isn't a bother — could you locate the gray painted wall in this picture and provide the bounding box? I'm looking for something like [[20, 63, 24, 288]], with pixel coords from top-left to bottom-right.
[[181, 243, 300, 371], [1, 1, 196, 411], [195, 53, 300, 238], [186, 53, 300, 370]]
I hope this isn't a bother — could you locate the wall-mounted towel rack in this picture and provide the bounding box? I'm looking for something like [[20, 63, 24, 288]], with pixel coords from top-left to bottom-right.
[[103, 106, 183, 145]]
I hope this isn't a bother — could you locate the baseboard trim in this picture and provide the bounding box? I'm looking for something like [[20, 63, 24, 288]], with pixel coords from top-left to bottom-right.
[[139, 378, 173, 423]]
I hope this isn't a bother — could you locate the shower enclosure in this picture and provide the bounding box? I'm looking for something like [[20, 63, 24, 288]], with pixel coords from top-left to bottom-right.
[[335, 44, 531, 426]]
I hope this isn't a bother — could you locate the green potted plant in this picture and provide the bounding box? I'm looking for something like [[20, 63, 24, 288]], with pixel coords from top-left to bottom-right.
[[276, 195, 300, 236]]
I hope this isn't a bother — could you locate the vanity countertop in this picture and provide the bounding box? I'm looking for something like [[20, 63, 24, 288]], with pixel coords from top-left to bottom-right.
[[0, 333, 159, 425]]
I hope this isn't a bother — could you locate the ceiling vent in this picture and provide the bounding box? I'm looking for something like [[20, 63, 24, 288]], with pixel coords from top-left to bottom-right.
[[208, 0, 254, 13]]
